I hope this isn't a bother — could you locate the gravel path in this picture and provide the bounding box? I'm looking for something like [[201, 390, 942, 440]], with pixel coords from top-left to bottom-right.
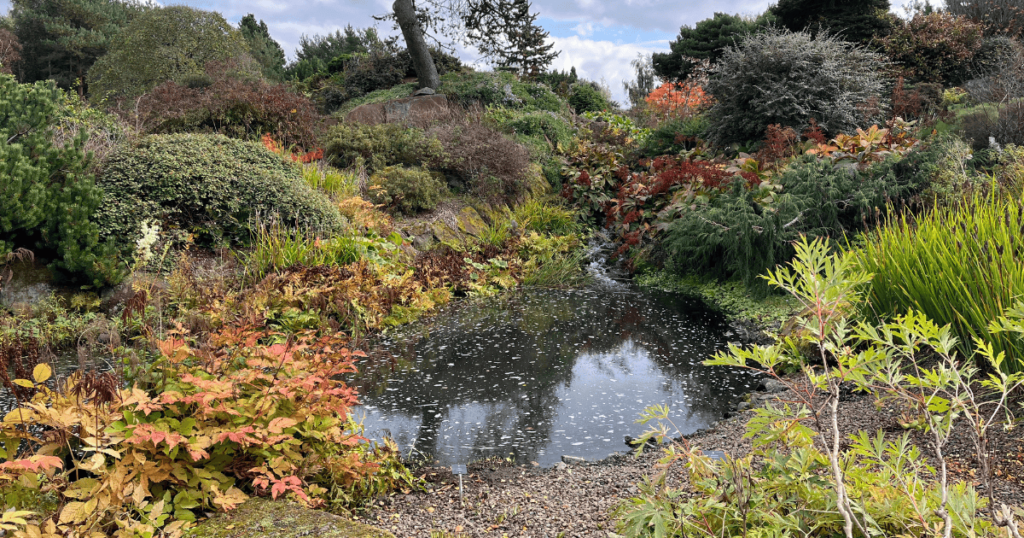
[[363, 378, 1024, 537]]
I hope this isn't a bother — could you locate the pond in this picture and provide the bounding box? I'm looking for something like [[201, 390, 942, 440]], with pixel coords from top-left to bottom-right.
[[351, 284, 757, 467]]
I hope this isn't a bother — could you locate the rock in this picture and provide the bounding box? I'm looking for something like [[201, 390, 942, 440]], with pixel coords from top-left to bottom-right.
[[455, 206, 487, 238], [412, 233, 435, 251], [186, 497, 394, 538], [736, 401, 750, 411], [552, 462, 568, 471], [344, 103, 386, 126], [762, 379, 788, 394], [413, 87, 436, 96], [383, 94, 449, 126], [429, 220, 461, 245], [561, 455, 586, 465]]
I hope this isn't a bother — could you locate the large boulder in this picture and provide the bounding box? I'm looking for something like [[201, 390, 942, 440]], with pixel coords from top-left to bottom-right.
[[186, 498, 395, 538], [345, 94, 449, 126]]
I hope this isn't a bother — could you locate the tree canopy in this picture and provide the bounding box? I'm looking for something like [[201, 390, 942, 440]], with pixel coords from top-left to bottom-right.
[[652, 12, 767, 83], [465, 0, 559, 77], [88, 5, 251, 102], [240, 14, 286, 81], [9, 0, 146, 94], [770, 0, 892, 43]]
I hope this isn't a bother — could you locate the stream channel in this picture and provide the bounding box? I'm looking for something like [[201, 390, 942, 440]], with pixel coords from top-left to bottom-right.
[[351, 282, 756, 468]]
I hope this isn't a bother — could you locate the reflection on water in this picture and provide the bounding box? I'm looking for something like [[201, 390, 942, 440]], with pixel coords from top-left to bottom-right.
[[352, 287, 756, 467]]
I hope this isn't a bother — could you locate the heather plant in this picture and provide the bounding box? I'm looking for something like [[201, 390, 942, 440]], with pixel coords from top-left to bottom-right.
[[126, 61, 323, 149], [705, 29, 888, 145], [96, 134, 343, 252], [619, 238, 1024, 538], [427, 119, 535, 205]]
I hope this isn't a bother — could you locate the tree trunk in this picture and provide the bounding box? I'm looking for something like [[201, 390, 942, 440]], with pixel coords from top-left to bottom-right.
[[393, 0, 440, 89]]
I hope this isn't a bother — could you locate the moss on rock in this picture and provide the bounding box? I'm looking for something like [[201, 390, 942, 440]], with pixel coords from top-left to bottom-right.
[[186, 498, 395, 538]]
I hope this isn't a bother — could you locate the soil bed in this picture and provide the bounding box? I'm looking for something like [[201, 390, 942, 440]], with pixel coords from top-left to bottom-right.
[[366, 376, 1024, 537]]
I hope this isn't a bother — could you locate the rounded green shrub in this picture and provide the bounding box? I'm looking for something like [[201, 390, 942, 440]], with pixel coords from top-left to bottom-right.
[[568, 83, 610, 114], [705, 28, 887, 145], [504, 111, 573, 147], [0, 75, 121, 287], [97, 134, 343, 249], [367, 166, 447, 215], [323, 123, 444, 175]]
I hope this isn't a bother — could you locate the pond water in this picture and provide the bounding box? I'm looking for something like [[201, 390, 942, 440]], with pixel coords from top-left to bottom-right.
[[351, 284, 757, 467]]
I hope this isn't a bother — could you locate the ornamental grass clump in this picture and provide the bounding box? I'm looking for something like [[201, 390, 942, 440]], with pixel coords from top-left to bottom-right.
[[856, 194, 1024, 373]]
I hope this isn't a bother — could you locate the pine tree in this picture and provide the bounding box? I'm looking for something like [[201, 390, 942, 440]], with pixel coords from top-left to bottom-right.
[[240, 14, 286, 81], [770, 0, 892, 44], [10, 0, 145, 94], [653, 12, 766, 83], [0, 74, 119, 285], [465, 0, 559, 77]]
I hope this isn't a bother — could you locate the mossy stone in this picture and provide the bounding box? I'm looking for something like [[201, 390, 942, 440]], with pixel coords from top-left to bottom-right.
[[456, 206, 487, 237], [186, 498, 395, 538]]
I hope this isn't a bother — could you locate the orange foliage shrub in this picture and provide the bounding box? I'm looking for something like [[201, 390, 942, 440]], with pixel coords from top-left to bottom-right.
[[644, 82, 713, 119]]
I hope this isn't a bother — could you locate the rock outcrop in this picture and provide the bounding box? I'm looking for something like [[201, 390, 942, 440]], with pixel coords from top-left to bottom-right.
[[186, 498, 394, 538], [345, 94, 449, 126]]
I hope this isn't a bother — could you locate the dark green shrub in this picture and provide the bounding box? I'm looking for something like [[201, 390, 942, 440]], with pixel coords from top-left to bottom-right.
[[367, 166, 447, 215], [97, 134, 343, 250], [770, 0, 891, 44], [663, 153, 927, 291], [705, 29, 888, 145], [640, 115, 709, 156], [486, 108, 573, 148], [323, 123, 444, 174], [439, 71, 563, 112], [0, 75, 120, 286], [960, 101, 1024, 150], [568, 83, 610, 113]]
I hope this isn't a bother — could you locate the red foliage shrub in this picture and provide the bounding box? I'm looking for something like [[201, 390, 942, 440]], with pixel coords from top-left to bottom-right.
[[880, 12, 986, 85], [126, 61, 322, 149], [802, 119, 827, 145], [757, 124, 799, 170]]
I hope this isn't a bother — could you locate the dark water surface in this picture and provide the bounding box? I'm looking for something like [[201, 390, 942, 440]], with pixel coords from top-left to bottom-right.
[[351, 285, 756, 467]]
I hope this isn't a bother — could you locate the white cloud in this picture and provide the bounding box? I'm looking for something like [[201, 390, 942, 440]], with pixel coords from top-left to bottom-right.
[[571, 21, 595, 37], [548, 35, 668, 105]]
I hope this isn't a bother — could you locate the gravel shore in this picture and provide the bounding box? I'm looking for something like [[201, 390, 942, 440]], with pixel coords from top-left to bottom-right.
[[364, 377, 1024, 537]]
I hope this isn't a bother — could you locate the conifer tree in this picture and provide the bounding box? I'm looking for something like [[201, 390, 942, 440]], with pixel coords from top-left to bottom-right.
[[0, 74, 119, 285], [653, 12, 765, 83], [770, 0, 892, 43], [10, 0, 145, 94], [240, 14, 286, 81], [465, 0, 559, 77]]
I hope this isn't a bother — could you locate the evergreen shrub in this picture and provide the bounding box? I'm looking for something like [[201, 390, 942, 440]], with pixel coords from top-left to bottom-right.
[[662, 152, 928, 291], [97, 134, 343, 250], [0, 75, 121, 286], [367, 166, 447, 215], [439, 71, 563, 112], [705, 29, 888, 145], [323, 123, 444, 175], [568, 82, 611, 114]]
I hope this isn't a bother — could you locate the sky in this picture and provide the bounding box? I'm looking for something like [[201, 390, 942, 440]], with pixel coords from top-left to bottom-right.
[[0, 0, 918, 103]]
